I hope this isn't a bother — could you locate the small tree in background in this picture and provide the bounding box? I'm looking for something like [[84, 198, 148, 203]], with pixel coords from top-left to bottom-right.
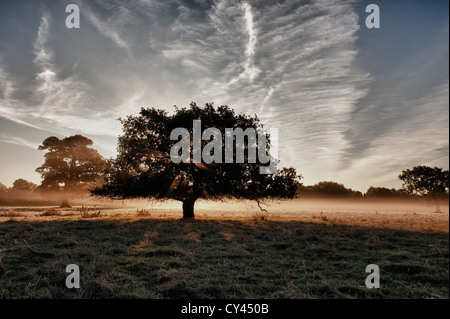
[[0, 183, 8, 199], [297, 181, 362, 198], [0, 182, 8, 193], [36, 135, 107, 208], [399, 165, 449, 212], [93, 102, 302, 218], [10, 179, 38, 196], [365, 187, 397, 198]]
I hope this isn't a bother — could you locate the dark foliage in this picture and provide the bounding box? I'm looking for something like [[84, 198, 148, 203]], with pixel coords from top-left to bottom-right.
[[36, 134, 106, 207], [399, 165, 449, 212], [93, 102, 302, 218], [298, 181, 362, 198]]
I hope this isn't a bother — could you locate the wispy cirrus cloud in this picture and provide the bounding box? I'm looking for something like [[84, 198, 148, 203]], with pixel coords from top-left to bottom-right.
[[0, 132, 37, 149], [0, 59, 14, 100], [0, 12, 123, 138], [0, 59, 45, 131], [7, 0, 369, 184], [167, 0, 369, 180], [233, 1, 260, 83], [0, 0, 447, 190], [30, 14, 104, 134], [337, 83, 449, 189], [83, 5, 131, 56]]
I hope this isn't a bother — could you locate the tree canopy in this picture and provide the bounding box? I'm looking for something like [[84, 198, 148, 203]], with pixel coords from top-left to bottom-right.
[[399, 165, 449, 212], [11, 178, 38, 193], [0, 183, 8, 193], [36, 134, 106, 207], [364, 187, 406, 198], [93, 102, 302, 218], [297, 181, 362, 198]]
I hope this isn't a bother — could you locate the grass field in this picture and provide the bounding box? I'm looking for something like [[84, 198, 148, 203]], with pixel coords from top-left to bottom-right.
[[0, 199, 448, 299]]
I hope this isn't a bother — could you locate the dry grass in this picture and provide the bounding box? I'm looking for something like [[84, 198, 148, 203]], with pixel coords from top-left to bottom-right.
[[251, 212, 268, 221], [40, 209, 63, 217], [0, 200, 448, 299], [76, 206, 101, 218], [0, 212, 447, 299], [1, 198, 448, 233], [135, 209, 151, 217], [0, 211, 22, 218]]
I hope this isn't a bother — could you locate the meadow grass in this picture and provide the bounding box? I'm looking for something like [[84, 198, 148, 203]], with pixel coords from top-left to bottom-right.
[[0, 215, 448, 299]]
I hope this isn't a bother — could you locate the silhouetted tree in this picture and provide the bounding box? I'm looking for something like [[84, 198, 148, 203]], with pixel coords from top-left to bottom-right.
[[93, 102, 302, 218], [399, 166, 449, 212], [36, 135, 107, 208]]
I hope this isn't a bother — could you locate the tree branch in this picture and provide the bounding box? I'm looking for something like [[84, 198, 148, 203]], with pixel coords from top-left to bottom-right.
[[256, 199, 268, 212]]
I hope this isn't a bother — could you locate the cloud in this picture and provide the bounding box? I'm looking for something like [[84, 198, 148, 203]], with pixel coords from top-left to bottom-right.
[[237, 2, 260, 82], [0, 133, 37, 149], [30, 14, 104, 132], [33, 13, 53, 69], [84, 5, 131, 55], [177, 0, 369, 177], [336, 83, 449, 191], [76, 0, 369, 180], [0, 59, 45, 131], [0, 0, 447, 190], [0, 59, 14, 101], [0, 12, 124, 138]]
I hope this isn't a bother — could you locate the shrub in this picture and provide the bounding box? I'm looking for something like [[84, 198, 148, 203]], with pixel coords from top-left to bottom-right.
[[136, 209, 151, 217]]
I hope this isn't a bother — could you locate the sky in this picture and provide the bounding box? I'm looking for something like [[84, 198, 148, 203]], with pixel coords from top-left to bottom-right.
[[0, 0, 448, 192]]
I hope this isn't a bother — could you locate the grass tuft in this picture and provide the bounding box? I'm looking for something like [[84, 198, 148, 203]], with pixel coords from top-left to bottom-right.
[[40, 209, 63, 217], [135, 209, 151, 217]]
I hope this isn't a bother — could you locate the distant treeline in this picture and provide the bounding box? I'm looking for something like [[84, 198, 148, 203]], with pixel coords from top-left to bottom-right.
[[0, 179, 58, 205], [1, 117, 447, 216], [297, 181, 439, 199], [0, 178, 443, 206], [0, 178, 117, 207]]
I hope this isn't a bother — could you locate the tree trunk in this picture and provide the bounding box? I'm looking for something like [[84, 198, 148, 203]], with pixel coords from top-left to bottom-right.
[[182, 197, 196, 219], [435, 199, 441, 213], [60, 197, 71, 208]]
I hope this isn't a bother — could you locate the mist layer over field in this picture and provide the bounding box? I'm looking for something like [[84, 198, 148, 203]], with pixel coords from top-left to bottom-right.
[[1, 198, 448, 233]]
